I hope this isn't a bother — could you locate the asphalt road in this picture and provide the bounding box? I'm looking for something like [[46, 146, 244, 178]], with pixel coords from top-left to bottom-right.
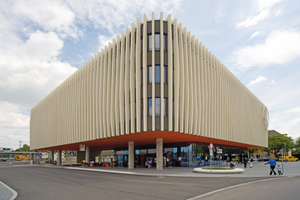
[[0, 166, 294, 200]]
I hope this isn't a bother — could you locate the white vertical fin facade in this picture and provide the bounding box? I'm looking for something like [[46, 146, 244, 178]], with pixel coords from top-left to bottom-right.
[[30, 13, 268, 150]]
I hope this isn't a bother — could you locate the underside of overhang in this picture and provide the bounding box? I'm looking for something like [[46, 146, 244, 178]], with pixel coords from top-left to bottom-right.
[[36, 131, 265, 151]]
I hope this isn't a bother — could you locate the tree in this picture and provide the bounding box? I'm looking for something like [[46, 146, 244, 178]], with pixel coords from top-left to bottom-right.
[[15, 144, 32, 152], [265, 134, 293, 158], [292, 137, 300, 155]]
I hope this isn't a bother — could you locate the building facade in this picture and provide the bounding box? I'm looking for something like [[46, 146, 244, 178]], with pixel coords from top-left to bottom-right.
[[30, 13, 268, 170]]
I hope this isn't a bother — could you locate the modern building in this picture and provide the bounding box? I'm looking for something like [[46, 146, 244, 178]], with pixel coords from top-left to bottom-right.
[[30, 12, 269, 170]]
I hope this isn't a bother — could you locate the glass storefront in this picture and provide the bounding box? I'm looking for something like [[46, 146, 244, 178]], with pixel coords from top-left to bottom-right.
[[114, 144, 248, 167]]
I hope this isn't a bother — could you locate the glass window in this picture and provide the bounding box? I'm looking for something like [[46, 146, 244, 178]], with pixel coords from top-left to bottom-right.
[[155, 98, 161, 116], [147, 35, 152, 51], [155, 34, 160, 50], [164, 66, 167, 83], [155, 65, 160, 83], [163, 34, 167, 51], [147, 66, 152, 83], [148, 98, 152, 116]]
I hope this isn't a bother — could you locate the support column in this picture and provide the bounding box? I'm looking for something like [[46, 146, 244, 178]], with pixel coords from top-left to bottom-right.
[[57, 150, 62, 165], [85, 146, 90, 162], [51, 151, 54, 164], [128, 141, 134, 169], [156, 138, 163, 170]]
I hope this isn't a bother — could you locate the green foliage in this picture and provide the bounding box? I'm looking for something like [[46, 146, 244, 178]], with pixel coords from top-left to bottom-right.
[[266, 134, 294, 157], [14, 144, 32, 152], [292, 137, 300, 154]]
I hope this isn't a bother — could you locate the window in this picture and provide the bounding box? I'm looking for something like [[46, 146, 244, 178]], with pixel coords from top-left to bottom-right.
[[148, 98, 161, 116], [147, 35, 152, 51], [155, 97, 161, 116], [148, 98, 152, 116], [164, 66, 167, 83], [155, 34, 160, 50], [163, 34, 167, 51], [147, 66, 152, 83], [155, 65, 160, 83]]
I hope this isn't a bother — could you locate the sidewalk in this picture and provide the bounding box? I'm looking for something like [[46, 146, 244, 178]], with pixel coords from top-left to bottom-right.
[[64, 161, 300, 178]]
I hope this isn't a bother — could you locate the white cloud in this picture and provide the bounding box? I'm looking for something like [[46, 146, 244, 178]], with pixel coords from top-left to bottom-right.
[[248, 75, 267, 86], [250, 31, 260, 39], [229, 29, 300, 70], [12, 0, 80, 38], [66, 0, 183, 34], [25, 31, 64, 62], [236, 0, 282, 28], [98, 35, 117, 50], [0, 101, 30, 149]]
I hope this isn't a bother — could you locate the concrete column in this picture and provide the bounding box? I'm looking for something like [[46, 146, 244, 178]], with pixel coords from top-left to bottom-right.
[[57, 150, 62, 165], [156, 138, 163, 170], [128, 141, 134, 169], [51, 151, 54, 163], [85, 146, 90, 162]]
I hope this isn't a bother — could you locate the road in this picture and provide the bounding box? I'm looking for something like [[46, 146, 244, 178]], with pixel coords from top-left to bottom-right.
[[0, 166, 298, 200]]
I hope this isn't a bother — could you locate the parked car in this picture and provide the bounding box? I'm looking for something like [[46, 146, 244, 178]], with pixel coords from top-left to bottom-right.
[[258, 157, 269, 162], [279, 156, 299, 162], [231, 157, 239, 161]]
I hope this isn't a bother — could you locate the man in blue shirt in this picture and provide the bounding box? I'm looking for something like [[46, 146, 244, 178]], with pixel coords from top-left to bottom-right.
[[264, 158, 277, 175]]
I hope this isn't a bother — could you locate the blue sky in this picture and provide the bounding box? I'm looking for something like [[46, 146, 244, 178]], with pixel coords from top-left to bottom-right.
[[0, 0, 299, 150]]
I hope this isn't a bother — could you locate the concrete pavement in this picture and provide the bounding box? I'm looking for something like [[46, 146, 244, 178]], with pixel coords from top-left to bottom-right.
[[0, 161, 299, 200]]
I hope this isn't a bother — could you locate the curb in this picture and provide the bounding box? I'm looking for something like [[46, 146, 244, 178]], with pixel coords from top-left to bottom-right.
[[0, 181, 18, 200], [63, 167, 294, 178], [193, 167, 244, 174]]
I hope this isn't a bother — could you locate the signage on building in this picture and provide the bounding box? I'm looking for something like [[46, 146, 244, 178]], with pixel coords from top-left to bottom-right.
[[217, 149, 222, 154], [117, 151, 124, 155], [79, 145, 85, 151], [14, 154, 30, 161], [69, 152, 75, 157], [35, 154, 40, 158]]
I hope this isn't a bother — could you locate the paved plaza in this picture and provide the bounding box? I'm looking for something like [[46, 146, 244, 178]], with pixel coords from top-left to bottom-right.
[[0, 161, 299, 200]]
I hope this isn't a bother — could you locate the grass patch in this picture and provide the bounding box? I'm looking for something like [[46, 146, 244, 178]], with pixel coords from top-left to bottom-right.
[[201, 167, 234, 170]]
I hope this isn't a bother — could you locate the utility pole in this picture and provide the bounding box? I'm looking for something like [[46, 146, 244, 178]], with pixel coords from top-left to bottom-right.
[[19, 141, 22, 149]]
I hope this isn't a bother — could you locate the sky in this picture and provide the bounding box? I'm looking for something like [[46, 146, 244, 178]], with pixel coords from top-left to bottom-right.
[[0, 0, 299, 150]]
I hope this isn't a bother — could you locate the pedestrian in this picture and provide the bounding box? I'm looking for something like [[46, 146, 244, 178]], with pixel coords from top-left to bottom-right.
[[264, 158, 277, 175], [230, 161, 235, 168], [166, 157, 169, 167], [148, 159, 152, 168], [205, 156, 208, 166], [277, 164, 282, 175], [82, 159, 86, 167], [244, 157, 248, 168], [145, 160, 148, 168], [250, 157, 254, 168]]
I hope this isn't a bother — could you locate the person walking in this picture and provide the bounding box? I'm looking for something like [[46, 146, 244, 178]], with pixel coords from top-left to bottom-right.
[[264, 158, 277, 175], [277, 164, 282, 175], [244, 157, 248, 168], [250, 157, 254, 168], [205, 156, 208, 166]]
